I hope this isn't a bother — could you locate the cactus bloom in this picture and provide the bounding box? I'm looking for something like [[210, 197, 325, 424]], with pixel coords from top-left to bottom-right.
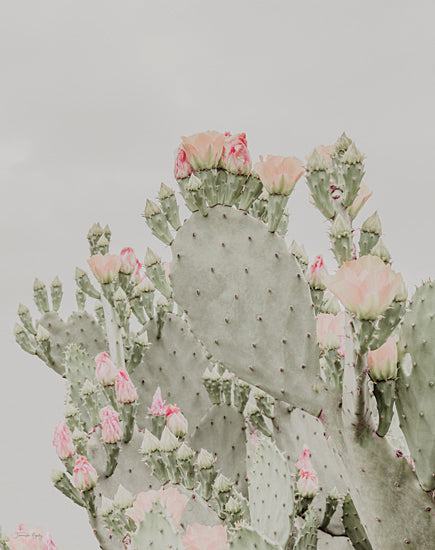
[[297, 468, 319, 498], [148, 386, 167, 415], [115, 368, 138, 403], [166, 405, 188, 437], [316, 312, 345, 356], [296, 445, 314, 472], [254, 155, 304, 195], [95, 352, 118, 386], [127, 487, 188, 526], [324, 255, 403, 320], [219, 132, 252, 175], [52, 421, 76, 460], [42, 533, 58, 550], [100, 406, 122, 444], [174, 146, 194, 179], [182, 523, 228, 550], [87, 253, 121, 284], [307, 255, 328, 290], [119, 247, 136, 274], [368, 337, 398, 381], [73, 455, 98, 491], [181, 131, 225, 171]]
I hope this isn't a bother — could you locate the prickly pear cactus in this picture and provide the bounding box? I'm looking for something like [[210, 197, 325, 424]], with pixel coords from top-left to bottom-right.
[[12, 130, 435, 549]]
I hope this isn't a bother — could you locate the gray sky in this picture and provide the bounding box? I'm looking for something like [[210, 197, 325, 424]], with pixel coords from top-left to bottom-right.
[[1, 1, 435, 546]]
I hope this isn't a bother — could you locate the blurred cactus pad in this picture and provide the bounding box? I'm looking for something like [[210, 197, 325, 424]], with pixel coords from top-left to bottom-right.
[[12, 131, 435, 550]]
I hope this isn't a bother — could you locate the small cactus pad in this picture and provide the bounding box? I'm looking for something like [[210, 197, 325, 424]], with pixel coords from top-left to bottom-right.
[[247, 435, 294, 547], [130, 313, 210, 432], [397, 281, 435, 490], [38, 311, 107, 376], [170, 206, 322, 415], [229, 525, 282, 550], [188, 404, 248, 493], [342, 493, 373, 550], [293, 508, 318, 550], [130, 504, 183, 549]]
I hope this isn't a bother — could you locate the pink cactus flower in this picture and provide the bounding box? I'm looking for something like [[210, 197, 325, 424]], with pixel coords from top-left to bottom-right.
[[297, 468, 319, 498], [73, 455, 98, 492], [100, 406, 122, 444], [174, 146, 194, 179], [95, 352, 118, 386], [368, 336, 398, 381], [87, 253, 121, 284], [324, 255, 403, 320], [254, 155, 304, 195], [316, 312, 345, 355], [181, 131, 226, 171], [166, 405, 188, 437], [307, 255, 328, 290], [42, 533, 58, 550], [182, 523, 228, 550], [148, 387, 167, 416], [127, 487, 188, 526], [52, 421, 76, 460], [115, 369, 138, 404], [219, 132, 252, 175], [295, 445, 314, 472], [7, 525, 47, 550], [119, 247, 137, 275]]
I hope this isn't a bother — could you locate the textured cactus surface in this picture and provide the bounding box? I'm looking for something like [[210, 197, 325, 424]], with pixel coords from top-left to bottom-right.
[[12, 130, 435, 550]]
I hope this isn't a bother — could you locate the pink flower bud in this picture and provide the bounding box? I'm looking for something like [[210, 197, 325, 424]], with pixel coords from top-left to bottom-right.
[[219, 132, 252, 175], [95, 352, 118, 386], [73, 455, 98, 491], [87, 253, 121, 284], [148, 387, 167, 416], [42, 533, 58, 550], [119, 247, 136, 275], [254, 155, 304, 195], [297, 468, 319, 498], [324, 255, 403, 320], [182, 523, 228, 550], [316, 312, 345, 355], [307, 255, 328, 290], [52, 421, 76, 460], [166, 405, 188, 437], [174, 146, 194, 179], [100, 406, 122, 444], [295, 445, 313, 472], [368, 336, 398, 381], [115, 369, 138, 404], [181, 131, 225, 171]]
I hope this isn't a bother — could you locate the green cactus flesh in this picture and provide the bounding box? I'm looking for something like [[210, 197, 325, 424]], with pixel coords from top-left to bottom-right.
[[342, 493, 372, 550], [229, 525, 283, 550], [170, 206, 322, 415]]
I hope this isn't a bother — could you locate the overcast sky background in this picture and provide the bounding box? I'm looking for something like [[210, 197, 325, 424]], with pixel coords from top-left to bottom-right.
[[1, 1, 435, 547]]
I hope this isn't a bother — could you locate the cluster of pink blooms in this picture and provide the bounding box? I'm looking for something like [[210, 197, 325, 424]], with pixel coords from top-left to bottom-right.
[[295, 445, 319, 499], [147, 387, 188, 437], [126, 487, 228, 549], [87, 246, 153, 289], [7, 525, 58, 550], [174, 131, 305, 196]]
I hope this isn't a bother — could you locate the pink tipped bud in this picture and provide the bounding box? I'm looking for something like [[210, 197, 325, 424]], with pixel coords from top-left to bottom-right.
[[95, 352, 118, 386], [148, 387, 167, 416], [115, 368, 138, 403], [87, 253, 121, 284], [52, 421, 76, 460], [307, 255, 328, 290], [296, 445, 314, 472], [316, 312, 345, 354], [368, 336, 398, 381], [73, 455, 98, 491], [166, 406, 188, 438], [100, 406, 122, 444], [174, 146, 194, 179], [182, 523, 228, 550], [43, 532, 58, 550], [219, 132, 252, 175], [120, 247, 136, 275], [297, 468, 319, 498]]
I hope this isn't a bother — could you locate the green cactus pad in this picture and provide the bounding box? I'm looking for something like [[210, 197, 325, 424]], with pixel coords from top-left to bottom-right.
[[130, 504, 183, 549], [342, 494, 373, 550], [170, 206, 322, 415], [397, 281, 435, 490], [130, 313, 210, 433], [293, 508, 318, 550], [229, 525, 283, 550], [317, 530, 353, 549], [188, 404, 247, 494], [38, 311, 107, 376], [247, 435, 294, 547]]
